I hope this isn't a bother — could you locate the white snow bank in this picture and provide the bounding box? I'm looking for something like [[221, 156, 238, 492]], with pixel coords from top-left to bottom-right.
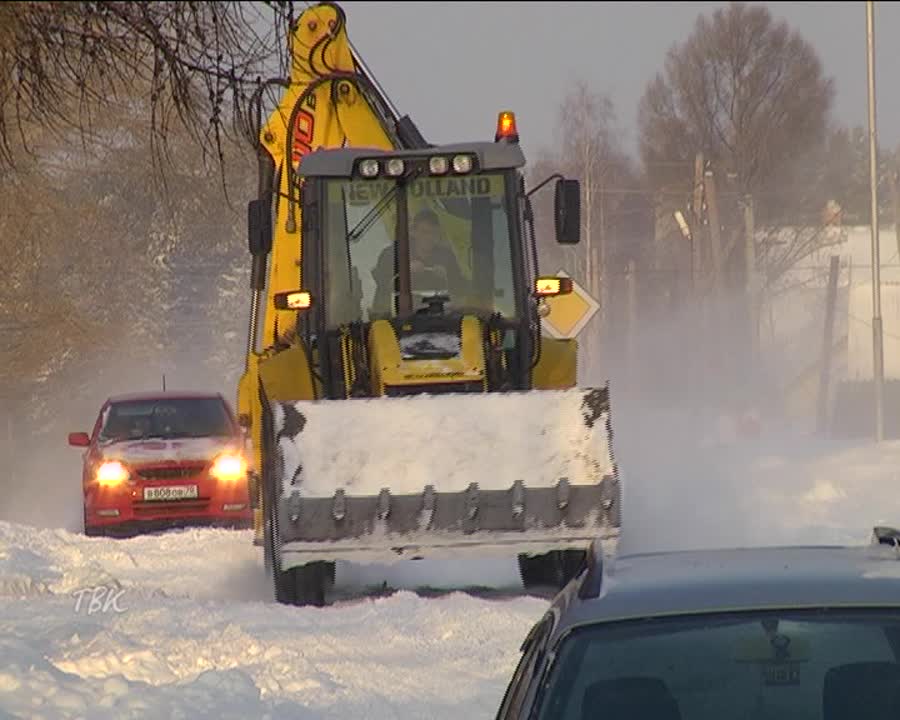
[[6, 415, 900, 717], [0, 521, 544, 717], [275, 389, 613, 497], [615, 408, 900, 555], [0, 588, 544, 719], [0, 629, 269, 720], [0, 523, 267, 603], [746, 437, 900, 546]]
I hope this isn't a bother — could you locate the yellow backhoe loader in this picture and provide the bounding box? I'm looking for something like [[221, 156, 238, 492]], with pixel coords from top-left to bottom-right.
[[237, 2, 620, 606]]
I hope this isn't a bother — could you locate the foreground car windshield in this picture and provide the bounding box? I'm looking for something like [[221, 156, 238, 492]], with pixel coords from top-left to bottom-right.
[[99, 398, 233, 442], [536, 609, 900, 719]]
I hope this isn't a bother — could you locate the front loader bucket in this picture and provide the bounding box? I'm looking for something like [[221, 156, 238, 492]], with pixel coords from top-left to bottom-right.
[[267, 386, 620, 572]]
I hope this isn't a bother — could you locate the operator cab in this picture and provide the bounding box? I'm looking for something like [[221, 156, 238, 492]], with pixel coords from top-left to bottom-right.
[[248, 112, 581, 399], [308, 144, 521, 325]]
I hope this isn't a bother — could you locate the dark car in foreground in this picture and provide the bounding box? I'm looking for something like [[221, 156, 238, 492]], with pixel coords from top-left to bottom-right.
[[68, 391, 252, 537], [497, 527, 900, 719]]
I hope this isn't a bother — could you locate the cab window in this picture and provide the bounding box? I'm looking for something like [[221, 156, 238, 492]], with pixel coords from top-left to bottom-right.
[[322, 173, 517, 323]]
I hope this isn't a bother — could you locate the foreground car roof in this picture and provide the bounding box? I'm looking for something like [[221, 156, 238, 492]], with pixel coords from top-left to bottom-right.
[[106, 391, 225, 403], [554, 544, 900, 638]]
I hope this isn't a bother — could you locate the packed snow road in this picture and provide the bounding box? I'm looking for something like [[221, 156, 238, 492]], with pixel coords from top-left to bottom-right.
[[0, 524, 543, 719], [4, 415, 900, 718]]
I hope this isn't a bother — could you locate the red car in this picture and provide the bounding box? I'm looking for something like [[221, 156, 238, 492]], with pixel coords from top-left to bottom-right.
[[68, 391, 253, 537]]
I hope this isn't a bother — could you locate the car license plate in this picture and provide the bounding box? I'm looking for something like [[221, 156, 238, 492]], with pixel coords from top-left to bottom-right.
[[762, 663, 801, 686], [143, 485, 199, 501]]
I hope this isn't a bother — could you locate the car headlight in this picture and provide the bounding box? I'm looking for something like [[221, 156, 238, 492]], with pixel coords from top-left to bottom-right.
[[96, 461, 129, 486], [210, 453, 247, 483]]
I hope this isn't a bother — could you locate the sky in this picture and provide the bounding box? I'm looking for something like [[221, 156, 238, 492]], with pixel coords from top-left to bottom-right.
[[326, 1, 900, 164]]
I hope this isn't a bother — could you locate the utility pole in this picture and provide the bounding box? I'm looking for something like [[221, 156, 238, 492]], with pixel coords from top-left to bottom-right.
[[743, 194, 758, 363], [6, 410, 12, 490], [705, 166, 724, 381], [690, 152, 706, 418], [890, 169, 900, 263], [866, 0, 885, 442], [597, 183, 607, 373], [705, 166, 723, 295], [626, 260, 637, 389], [817, 255, 841, 434], [691, 153, 705, 295]]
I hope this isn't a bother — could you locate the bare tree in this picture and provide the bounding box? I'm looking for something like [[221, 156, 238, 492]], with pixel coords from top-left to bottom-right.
[[526, 80, 640, 378], [638, 2, 834, 219], [530, 80, 635, 292], [799, 124, 896, 226], [560, 81, 611, 298], [0, 1, 293, 176], [0, 1, 285, 489], [0, 91, 254, 457]]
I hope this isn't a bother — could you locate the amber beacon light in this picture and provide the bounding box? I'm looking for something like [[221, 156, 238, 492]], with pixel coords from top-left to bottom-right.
[[495, 111, 519, 143]]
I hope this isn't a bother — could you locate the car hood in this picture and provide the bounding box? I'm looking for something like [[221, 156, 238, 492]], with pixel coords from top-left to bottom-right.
[[99, 437, 239, 465]]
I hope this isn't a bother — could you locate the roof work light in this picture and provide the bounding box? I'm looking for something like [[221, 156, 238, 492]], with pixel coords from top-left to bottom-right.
[[495, 111, 519, 143]]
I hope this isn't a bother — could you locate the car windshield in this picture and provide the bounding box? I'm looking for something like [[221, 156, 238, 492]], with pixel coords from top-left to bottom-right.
[[535, 609, 900, 720], [322, 172, 516, 324], [98, 398, 233, 442]]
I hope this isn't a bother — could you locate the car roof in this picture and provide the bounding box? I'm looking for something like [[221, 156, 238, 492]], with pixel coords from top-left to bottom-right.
[[106, 391, 226, 404], [550, 542, 900, 642]]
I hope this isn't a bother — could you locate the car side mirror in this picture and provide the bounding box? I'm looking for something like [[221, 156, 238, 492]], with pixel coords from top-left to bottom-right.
[[68, 432, 90, 447], [555, 178, 581, 245], [248, 198, 272, 257]]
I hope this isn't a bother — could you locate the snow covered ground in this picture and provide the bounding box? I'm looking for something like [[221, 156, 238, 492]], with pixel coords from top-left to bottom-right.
[[613, 406, 900, 558], [0, 523, 542, 719], [4, 407, 900, 718]]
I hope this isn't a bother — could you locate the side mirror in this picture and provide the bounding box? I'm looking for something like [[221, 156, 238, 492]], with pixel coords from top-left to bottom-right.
[[273, 290, 313, 311], [248, 198, 273, 257], [555, 178, 581, 245], [68, 432, 90, 448]]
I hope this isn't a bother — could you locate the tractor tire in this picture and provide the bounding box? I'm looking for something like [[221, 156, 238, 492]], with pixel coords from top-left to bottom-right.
[[518, 549, 587, 595], [261, 390, 336, 607], [289, 561, 335, 607]]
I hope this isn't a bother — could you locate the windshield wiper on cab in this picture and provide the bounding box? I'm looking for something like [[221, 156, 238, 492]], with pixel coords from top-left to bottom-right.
[[346, 165, 425, 243]]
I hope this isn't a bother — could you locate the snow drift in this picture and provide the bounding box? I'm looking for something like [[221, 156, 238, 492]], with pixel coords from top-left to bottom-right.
[[5, 419, 900, 717], [0, 521, 543, 719]]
